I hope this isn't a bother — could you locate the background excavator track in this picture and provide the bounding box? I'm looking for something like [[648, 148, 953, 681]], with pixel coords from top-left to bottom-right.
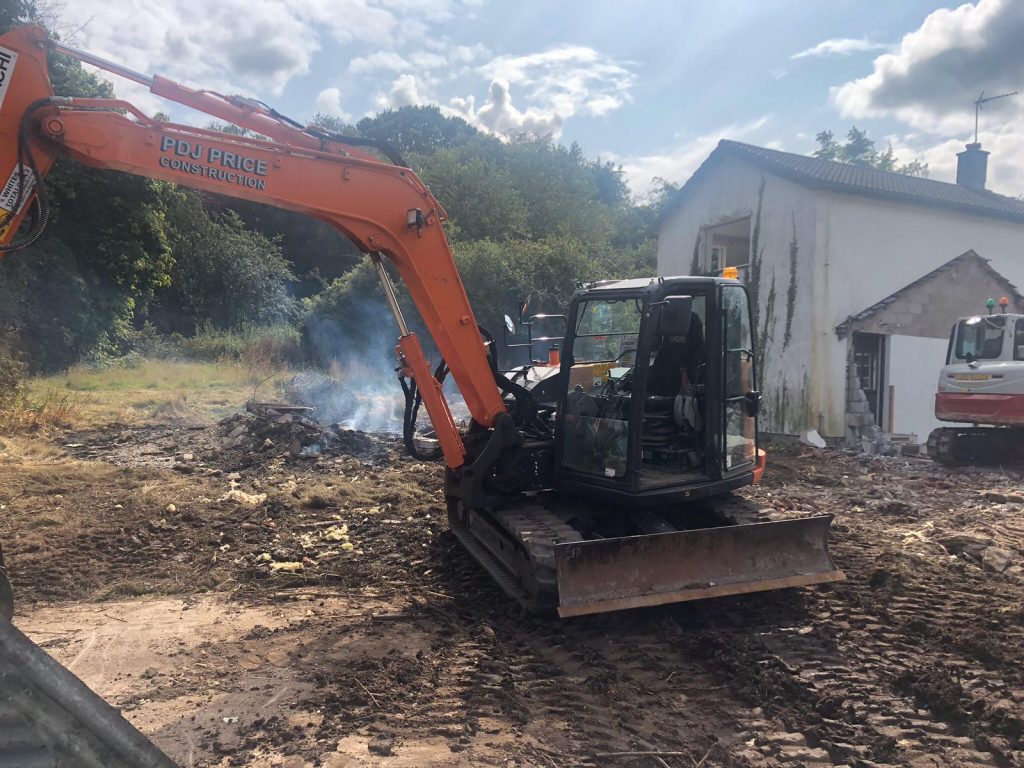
[[927, 426, 1024, 467]]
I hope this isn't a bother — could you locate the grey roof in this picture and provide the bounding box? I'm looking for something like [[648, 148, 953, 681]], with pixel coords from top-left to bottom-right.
[[670, 140, 1024, 224]]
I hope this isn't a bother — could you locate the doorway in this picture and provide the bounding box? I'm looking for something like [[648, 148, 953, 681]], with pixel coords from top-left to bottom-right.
[[852, 332, 886, 425]]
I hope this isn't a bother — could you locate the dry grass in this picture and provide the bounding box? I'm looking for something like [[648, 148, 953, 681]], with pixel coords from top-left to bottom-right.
[[23, 360, 291, 429], [0, 387, 87, 433], [0, 440, 229, 602]]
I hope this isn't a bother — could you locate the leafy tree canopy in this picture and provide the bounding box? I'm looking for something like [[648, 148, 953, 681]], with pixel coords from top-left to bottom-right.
[[815, 127, 929, 177]]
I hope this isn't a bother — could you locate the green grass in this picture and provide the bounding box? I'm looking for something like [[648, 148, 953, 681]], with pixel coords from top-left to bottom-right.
[[25, 360, 291, 427]]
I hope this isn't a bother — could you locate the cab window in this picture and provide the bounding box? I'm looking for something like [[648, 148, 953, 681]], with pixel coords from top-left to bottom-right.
[[953, 316, 1006, 361]]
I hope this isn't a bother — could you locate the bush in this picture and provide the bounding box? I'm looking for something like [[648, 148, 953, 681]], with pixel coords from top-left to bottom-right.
[[0, 345, 83, 432], [0, 346, 25, 410], [176, 325, 303, 368], [150, 193, 298, 335]]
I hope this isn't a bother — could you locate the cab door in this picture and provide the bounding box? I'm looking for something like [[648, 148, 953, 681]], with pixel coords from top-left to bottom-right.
[[721, 284, 758, 473]]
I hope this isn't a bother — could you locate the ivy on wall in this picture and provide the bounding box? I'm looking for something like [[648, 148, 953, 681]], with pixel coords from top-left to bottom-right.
[[747, 177, 767, 336], [784, 213, 799, 349]]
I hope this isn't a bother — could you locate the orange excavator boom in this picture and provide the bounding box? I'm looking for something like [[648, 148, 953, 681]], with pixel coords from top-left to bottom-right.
[[0, 25, 507, 469]]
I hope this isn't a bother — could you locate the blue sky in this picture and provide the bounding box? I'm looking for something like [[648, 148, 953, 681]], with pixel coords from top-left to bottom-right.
[[59, 1, 1024, 195]]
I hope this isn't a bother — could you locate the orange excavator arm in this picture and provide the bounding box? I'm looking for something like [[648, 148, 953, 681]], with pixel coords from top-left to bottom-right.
[[0, 25, 509, 469]]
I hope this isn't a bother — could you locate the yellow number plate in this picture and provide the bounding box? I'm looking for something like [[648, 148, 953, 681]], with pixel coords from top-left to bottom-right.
[[954, 373, 991, 381]]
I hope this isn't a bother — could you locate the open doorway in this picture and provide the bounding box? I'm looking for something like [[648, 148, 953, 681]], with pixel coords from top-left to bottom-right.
[[852, 332, 886, 425], [703, 217, 751, 278]]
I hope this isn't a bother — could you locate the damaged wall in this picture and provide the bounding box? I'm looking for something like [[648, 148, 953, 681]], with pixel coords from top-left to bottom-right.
[[818, 194, 1024, 437]]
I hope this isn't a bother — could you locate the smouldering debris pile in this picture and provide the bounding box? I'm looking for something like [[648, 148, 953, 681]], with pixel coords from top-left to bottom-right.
[[219, 401, 393, 460], [285, 371, 404, 434]]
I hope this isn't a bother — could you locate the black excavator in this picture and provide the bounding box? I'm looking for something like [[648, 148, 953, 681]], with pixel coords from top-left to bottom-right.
[[447, 275, 843, 616]]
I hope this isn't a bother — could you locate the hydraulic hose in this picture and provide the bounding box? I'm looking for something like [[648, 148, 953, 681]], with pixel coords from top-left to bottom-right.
[[0, 99, 56, 253], [400, 358, 449, 462]]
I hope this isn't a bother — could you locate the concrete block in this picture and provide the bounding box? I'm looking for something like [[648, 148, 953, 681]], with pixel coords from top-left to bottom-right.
[[847, 400, 871, 415], [846, 412, 874, 427]]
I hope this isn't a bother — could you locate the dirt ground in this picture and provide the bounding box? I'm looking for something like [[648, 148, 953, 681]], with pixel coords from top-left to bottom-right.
[[4, 406, 1024, 767]]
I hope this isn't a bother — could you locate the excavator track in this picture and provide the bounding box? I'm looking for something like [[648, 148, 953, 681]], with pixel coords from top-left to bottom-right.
[[449, 495, 843, 617], [927, 426, 1024, 466], [448, 498, 583, 613]]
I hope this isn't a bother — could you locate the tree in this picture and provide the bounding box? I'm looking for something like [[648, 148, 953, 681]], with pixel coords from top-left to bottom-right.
[[417, 145, 530, 241], [149, 189, 296, 334], [815, 127, 928, 177], [356, 106, 481, 156], [0, 0, 35, 34]]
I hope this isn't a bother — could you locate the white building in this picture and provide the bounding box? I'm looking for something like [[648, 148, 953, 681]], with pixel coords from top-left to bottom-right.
[[658, 140, 1024, 443]]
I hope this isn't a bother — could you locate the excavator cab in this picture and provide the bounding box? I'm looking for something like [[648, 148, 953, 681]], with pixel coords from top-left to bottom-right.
[[557, 277, 755, 501]]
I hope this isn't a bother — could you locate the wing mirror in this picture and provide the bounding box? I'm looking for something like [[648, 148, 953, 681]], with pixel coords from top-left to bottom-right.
[[503, 314, 516, 336], [744, 390, 762, 418]]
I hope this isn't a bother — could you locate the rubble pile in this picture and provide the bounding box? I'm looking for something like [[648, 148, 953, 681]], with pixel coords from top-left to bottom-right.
[[218, 401, 394, 462]]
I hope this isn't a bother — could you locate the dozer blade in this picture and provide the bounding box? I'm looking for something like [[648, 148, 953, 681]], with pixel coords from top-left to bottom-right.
[[554, 515, 844, 617]]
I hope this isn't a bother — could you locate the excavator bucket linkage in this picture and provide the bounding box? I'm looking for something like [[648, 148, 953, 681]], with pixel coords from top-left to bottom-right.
[[554, 516, 844, 617]]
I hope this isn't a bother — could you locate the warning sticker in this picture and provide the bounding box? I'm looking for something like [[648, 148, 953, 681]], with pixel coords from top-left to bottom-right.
[[0, 46, 17, 112], [0, 163, 35, 215]]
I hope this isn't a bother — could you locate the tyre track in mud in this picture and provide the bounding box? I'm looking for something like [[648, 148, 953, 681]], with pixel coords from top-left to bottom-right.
[[18, 421, 1024, 766], [438, 551, 758, 767], [679, 458, 1024, 767], [305, 544, 752, 767], [403, 459, 1024, 767]]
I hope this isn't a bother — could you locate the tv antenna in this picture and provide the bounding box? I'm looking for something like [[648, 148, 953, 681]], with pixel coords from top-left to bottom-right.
[[974, 90, 1018, 143]]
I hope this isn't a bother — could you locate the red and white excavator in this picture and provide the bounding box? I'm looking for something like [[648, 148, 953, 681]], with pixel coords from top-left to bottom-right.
[[928, 296, 1024, 465]]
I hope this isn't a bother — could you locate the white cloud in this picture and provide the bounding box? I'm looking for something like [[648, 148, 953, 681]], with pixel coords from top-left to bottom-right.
[[825, 0, 1024, 198], [314, 87, 352, 122], [348, 51, 411, 75], [611, 117, 772, 197], [463, 79, 562, 137], [888, 127, 1024, 196], [375, 74, 428, 110], [791, 37, 890, 60], [57, 0, 482, 103], [367, 44, 635, 140], [831, 0, 1024, 134], [479, 46, 634, 118], [348, 47, 479, 82], [459, 46, 634, 138]]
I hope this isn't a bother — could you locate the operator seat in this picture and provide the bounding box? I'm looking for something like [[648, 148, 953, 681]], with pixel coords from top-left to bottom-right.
[[647, 313, 704, 397]]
